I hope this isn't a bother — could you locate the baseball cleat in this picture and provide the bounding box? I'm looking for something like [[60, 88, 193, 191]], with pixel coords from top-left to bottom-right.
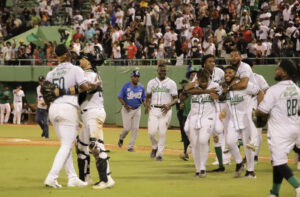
[[118, 139, 123, 148], [244, 171, 256, 178], [93, 176, 115, 190], [234, 163, 244, 178], [210, 166, 225, 172], [179, 153, 189, 161], [44, 179, 62, 188], [199, 170, 206, 178], [156, 156, 163, 161], [268, 194, 278, 197], [150, 149, 157, 158], [246, 143, 258, 152], [128, 148, 135, 152], [195, 172, 200, 178], [67, 177, 88, 187]]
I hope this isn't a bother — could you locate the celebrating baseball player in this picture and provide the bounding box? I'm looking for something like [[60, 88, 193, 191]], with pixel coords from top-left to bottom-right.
[[75, 53, 115, 190], [256, 60, 300, 197], [220, 66, 264, 178], [13, 85, 25, 124], [44, 44, 100, 188], [0, 86, 11, 124], [145, 63, 178, 161], [183, 68, 221, 178], [117, 70, 145, 152], [36, 76, 49, 138]]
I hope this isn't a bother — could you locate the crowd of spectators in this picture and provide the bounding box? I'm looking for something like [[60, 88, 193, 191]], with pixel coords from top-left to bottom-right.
[[1, 0, 300, 66]]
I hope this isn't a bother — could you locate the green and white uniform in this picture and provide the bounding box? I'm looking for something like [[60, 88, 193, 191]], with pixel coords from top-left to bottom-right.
[[0, 89, 11, 124]]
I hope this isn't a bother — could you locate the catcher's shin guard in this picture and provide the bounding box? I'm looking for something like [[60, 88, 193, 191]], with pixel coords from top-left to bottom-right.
[[76, 136, 91, 181]]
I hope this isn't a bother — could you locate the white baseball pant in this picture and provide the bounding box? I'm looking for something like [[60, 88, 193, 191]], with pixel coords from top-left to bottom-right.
[[13, 102, 22, 124], [225, 120, 243, 164], [268, 124, 300, 166], [188, 115, 214, 172], [148, 108, 172, 157], [120, 106, 141, 149], [0, 103, 10, 124], [45, 103, 79, 182]]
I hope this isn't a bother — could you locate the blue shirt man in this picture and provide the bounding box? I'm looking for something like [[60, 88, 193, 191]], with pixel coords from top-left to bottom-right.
[[117, 70, 145, 152], [118, 70, 145, 109]]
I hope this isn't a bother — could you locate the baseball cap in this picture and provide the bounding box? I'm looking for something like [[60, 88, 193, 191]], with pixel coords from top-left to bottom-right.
[[179, 79, 188, 84], [38, 75, 45, 82], [55, 44, 69, 57], [81, 53, 95, 64], [131, 70, 140, 77]]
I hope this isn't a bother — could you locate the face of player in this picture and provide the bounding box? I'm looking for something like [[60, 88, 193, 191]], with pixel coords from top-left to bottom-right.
[[198, 78, 209, 89], [157, 66, 167, 80], [224, 68, 236, 83], [274, 66, 285, 81], [230, 51, 241, 67], [131, 76, 139, 85], [204, 57, 215, 73]]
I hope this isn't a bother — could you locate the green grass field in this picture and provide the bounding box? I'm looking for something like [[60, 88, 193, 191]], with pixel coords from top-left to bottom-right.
[[0, 124, 299, 197]]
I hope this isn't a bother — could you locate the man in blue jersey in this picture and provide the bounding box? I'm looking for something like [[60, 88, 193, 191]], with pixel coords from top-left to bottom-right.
[[117, 70, 146, 152]]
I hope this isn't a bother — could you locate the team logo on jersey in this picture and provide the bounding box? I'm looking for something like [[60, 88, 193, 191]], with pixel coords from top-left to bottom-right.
[[191, 95, 213, 103], [152, 87, 170, 93], [53, 69, 67, 77], [127, 91, 142, 99], [282, 86, 299, 98], [230, 95, 244, 104]]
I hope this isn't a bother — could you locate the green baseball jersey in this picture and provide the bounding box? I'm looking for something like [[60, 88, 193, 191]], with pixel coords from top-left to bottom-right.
[[183, 96, 191, 117], [0, 90, 10, 104], [297, 80, 300, 88]]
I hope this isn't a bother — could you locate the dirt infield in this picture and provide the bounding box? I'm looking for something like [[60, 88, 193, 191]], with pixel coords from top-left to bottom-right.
[[0, 137, 290, 163]]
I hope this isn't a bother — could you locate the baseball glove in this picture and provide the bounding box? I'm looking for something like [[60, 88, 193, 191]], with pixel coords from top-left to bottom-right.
[[40, 81, 59, 106]]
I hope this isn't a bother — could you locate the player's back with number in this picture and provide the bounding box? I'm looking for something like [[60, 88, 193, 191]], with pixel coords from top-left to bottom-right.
[[46, 62, 85, 106], [260, 81, 300, 135]]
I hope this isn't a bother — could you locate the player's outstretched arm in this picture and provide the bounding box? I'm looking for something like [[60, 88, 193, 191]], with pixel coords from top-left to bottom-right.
[[230, 77, 249, 90]]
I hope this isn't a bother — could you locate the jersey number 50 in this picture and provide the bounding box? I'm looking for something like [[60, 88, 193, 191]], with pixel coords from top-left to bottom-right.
[[53, 77, 65, 89]]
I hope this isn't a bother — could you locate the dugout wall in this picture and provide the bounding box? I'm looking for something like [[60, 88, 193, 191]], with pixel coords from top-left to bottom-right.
[[0, 65, 277, 127]]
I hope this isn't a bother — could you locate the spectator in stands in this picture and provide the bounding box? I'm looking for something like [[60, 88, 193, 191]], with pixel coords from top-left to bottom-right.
[[127, 39, 137, 65], [2, 41, 12, 65]]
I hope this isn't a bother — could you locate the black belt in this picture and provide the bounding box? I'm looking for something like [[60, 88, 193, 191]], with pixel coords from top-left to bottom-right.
[[131, 106, 140, 110], [150, 105, 164, 108]]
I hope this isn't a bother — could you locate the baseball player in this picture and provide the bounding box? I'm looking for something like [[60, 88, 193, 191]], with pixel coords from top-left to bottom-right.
[[145, 63, 178, 161], [13, 85, 25, 124], [246, 59, 269, 162], [178, 67, 199, 161], [117, 70, 145, 152], [230, 50, 259, 152], [0, 86, 11, 124], [184, 69, 221, 178], [75, 53, 115, 190], [44, 44, 99, 188], [256, 60, 300, 197], [220, 66, 264, 178], [36, 76, 49, 138]]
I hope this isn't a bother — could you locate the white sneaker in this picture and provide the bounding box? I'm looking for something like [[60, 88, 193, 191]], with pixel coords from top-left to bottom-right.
[[296, 187, 300, 197], [212, 159, 219, 166], [44, 179, 62, 188], [85, 175, 93, 185], [67, 177, 88, 187], [93, 176, 115, 190]]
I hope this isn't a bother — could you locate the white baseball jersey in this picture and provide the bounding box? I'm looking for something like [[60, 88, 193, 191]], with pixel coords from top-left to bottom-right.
[[226, 81, 260, 130], [80, 70, 104, 110], [37, 85, 47, 109], [189, 82, 221, 129], [192, 67, 225, 84], [254, 73, 269, 91], [147, 77, 178, 105], [236, 61, 257, 85], [258, 80, 300, 135], [13, 89, 24, 103], [46, 62, 86, 107]]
